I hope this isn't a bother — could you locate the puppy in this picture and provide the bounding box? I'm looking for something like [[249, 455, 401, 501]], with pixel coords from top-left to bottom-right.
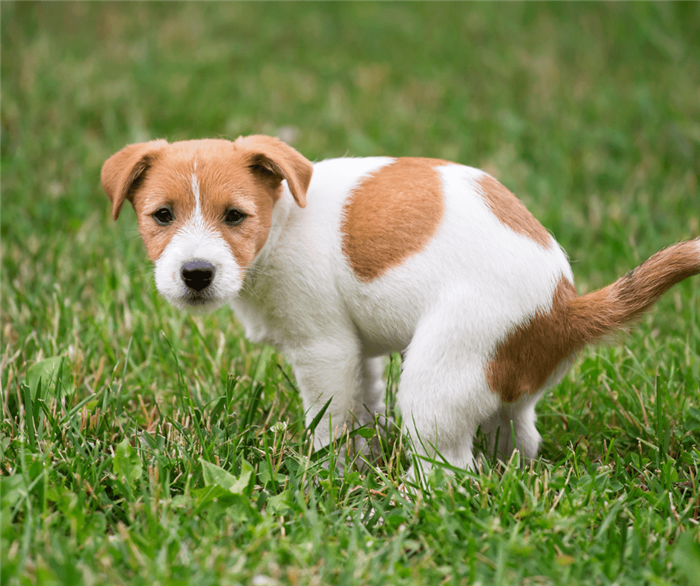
[[102, 135, 699, 475]]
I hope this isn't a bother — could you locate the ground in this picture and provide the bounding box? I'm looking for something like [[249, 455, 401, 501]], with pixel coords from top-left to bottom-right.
[[2, 3, 700, 585]]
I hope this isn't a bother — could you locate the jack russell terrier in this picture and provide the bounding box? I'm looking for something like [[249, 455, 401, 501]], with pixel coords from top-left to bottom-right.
[[102, 135, 699, 475]]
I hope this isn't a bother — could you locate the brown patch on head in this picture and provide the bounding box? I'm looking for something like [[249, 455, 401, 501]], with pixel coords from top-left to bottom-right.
[[341, 158, 450, 282], [477, 175, 551, 247], [102, 136, 313, 268], [194, 149, 278, 270], [486, 277, 578, 402]]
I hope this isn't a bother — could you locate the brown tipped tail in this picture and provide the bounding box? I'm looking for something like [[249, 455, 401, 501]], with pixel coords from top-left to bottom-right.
[[568, 239, 700, 346], [487, 239, 698, 402]]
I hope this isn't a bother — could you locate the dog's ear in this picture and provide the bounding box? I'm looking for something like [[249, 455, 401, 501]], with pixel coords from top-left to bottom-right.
[[235, 135, 313, 208], [101, 140, 168, 220]]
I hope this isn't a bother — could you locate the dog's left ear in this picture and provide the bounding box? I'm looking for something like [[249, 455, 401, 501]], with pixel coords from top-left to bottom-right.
[[101, 140, 168, 220], [235, 135, 313, 208]]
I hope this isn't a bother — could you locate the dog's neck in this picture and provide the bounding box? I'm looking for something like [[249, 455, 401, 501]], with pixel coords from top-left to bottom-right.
[[228, 184, 298, 345]]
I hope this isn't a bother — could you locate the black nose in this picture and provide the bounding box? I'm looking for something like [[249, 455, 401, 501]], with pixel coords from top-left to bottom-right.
[[181, 261, 215, 292]]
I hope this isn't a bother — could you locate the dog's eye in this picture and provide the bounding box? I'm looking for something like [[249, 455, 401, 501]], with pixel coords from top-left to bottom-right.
[[153, 207, 174, 226], [224, 208, 247, 226]]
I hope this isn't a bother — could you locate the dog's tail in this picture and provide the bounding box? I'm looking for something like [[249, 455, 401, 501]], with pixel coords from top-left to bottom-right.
[[488, 238, 699, 402], [567, 238, 700, 346]]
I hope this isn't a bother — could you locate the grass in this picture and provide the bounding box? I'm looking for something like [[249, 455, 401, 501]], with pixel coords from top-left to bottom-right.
[[2, 2, 700, 584]]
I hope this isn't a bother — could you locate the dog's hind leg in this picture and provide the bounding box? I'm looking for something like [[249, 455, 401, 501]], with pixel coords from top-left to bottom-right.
[[479, 396, 542, 463], [397, 317, 500, 481], [356, 357, 388, 426]]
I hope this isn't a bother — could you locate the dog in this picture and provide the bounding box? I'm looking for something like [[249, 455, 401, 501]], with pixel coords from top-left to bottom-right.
[[102, 135, 699, 476]]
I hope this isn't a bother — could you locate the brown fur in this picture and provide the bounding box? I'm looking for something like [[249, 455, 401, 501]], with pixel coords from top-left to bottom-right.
[[233, 135, 312, 208], [477, 175, 551, 247], [341, 158, 450, 282], [487, 240, 700, 402], [486, 277, 578, 402], [101, 137, 313, 268], [568, 241, 700, 343], [101, 140, 168, 221]]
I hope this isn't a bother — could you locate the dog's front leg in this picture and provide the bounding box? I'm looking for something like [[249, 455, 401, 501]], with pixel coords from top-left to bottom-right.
[[287, 338, 364, 453]]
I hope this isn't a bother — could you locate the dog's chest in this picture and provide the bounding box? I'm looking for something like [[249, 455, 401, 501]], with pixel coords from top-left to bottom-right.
[[228, 296, 276, 344]]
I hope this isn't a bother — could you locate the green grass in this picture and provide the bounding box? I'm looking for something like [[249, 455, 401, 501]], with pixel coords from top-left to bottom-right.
[[2, 2, 700, 584]]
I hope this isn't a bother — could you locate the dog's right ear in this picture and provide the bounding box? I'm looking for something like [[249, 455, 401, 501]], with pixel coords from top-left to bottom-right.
[[101, 140, 168, 220], [234, 135, 313, 208]]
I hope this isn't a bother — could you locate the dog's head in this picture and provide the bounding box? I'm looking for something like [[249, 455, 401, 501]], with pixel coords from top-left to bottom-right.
[[102, 136, 312, 313]]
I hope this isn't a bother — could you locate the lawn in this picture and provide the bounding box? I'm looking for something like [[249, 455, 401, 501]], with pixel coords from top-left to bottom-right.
[[2, 2, 700, 585]]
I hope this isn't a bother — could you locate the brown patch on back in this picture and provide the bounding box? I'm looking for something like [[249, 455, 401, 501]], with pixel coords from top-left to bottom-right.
[[478, 175, 551, 247], [486, 277, 578, 402], [487, 239, 700, 402], [341, 158, 450, 282]]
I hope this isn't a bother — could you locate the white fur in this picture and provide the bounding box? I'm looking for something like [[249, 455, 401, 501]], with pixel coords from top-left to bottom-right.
[[154, 157, 575, 476], [230, 160, 573, 473], [191, 162, 202, 214]]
